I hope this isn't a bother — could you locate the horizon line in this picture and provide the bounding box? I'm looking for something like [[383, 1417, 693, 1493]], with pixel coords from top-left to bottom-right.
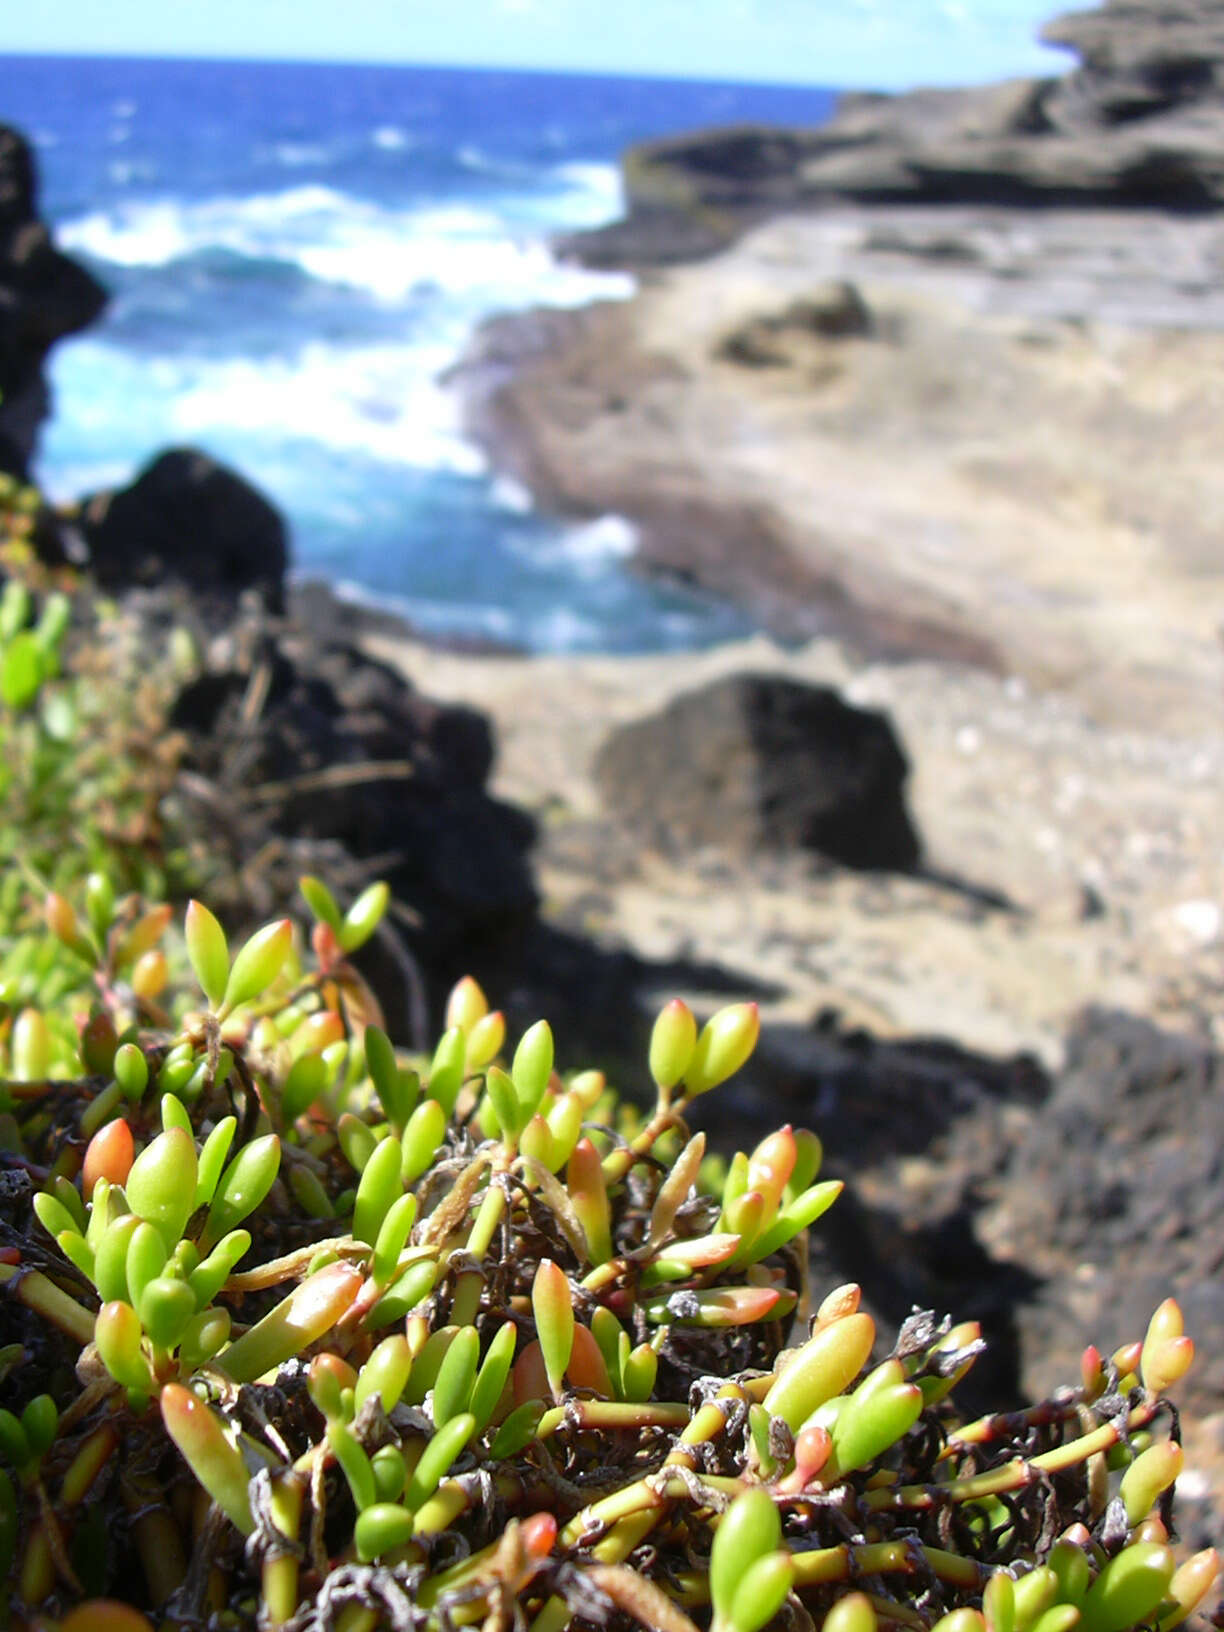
[[0, 44, 1066, 96]]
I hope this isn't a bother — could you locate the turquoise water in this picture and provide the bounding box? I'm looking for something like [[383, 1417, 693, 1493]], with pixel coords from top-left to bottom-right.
[[5, 56, 834, 650]]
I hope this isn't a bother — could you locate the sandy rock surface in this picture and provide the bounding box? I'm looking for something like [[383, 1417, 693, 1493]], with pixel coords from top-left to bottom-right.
[[364, 627, 1223, 1069], [459, 203, 1224, 737], [441, 185, 1224, 1077]]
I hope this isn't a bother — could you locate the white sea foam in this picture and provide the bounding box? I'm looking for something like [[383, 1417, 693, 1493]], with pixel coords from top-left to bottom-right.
[[559, 513, 638, 563], [271, 141, 330, 167], [46, 334, 485, 476], [329, 584, 602, 653], [57, 183, 634, 307], [490, 474, 533, 514], [520, 603, 602, 650], [47, 163, 636, 523], [372, 126, 411, 150], [325, 580, 520, 644], [505, 512, 639, 580], [456, 145, 528, 181], [174, 344, 489, 474], [58, 185, 352, 266], [107, 158, 157, 186], [552, 161, 625, 222]]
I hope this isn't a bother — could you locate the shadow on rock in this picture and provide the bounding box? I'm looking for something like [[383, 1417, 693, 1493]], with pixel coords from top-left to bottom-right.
[[984, 1006, 1224, 1417], [465, 916, 787, 1088]]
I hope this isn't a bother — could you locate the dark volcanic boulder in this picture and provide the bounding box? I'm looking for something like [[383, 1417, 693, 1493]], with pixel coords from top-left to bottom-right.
[[593, 673, 921, 871], [0, 126, 107, 478], [80, 448, 288, 613]]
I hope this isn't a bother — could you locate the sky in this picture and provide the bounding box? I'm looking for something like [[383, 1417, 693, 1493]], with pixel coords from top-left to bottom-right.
[[0, 0, 1075, 90]]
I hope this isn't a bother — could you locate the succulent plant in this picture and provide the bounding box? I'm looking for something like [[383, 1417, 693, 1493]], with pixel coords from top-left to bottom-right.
[[0, 873, 1217, 1632]]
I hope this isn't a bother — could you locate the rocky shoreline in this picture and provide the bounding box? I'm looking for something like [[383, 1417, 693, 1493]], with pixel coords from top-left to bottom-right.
[[436, 0, 1224, 1512], [454, 0, 1224, 735], [455, 200, 1224, 734], [436, 0, 1224, 1071], [4, 0, 1224, 1541]]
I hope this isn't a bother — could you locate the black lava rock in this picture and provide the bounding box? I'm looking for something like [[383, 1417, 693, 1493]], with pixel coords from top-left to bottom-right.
[[593, 672, 921, 871], [80, 448, 289, 614]]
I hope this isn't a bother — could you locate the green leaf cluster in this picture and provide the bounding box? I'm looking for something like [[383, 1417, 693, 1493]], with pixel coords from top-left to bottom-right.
[[0, 876, 1215, 1632]]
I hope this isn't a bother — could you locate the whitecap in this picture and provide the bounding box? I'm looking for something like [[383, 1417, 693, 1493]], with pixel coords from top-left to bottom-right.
[[271, 141, 329, 167], [54, 185, 634, 310], [107, 157, 156, 186], [490, 474, 533, 514], [372, 125, 411, 150], [57, 186, 350, 267], [520, 603, 602, 651], [43, 334, 487, 484], [552, 160, 626, 220], [455, 144, 527, 180], [501, 159, 626, 234], [292, 206, 632, 305], [326, 581, 519, 644], [508, 513, 639, 578], [45, 174, 637, 529], [562, 514, 638, 561], [168, 341, 490, 475]]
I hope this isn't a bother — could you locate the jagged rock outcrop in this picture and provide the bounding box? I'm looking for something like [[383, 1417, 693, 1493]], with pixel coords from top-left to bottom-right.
[[0, 126, 107, 479], [80, 448, 289, 615], [567, 0, 1224, 268], [147, 583, 538, 1033]]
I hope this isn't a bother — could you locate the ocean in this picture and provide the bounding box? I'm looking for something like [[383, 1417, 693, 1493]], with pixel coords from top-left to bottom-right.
[[4, 56, 834, 651]]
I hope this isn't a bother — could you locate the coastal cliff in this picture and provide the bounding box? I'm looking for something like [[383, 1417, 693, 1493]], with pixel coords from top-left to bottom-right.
[[455, 0, 1224, 738], [568, 0, 1224, 269]]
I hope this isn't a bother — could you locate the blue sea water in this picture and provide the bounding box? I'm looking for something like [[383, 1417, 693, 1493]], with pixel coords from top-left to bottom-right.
[[3, 56, 835, 651]]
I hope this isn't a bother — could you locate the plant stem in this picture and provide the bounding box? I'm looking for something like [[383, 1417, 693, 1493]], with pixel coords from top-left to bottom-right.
[[865, 1399, 1161, 1514], [0, 1263, 94, 1345], [123, 1467, 188, 1607], [600, 1103, 681, 1186], [465, 1183, 506, 1262]]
